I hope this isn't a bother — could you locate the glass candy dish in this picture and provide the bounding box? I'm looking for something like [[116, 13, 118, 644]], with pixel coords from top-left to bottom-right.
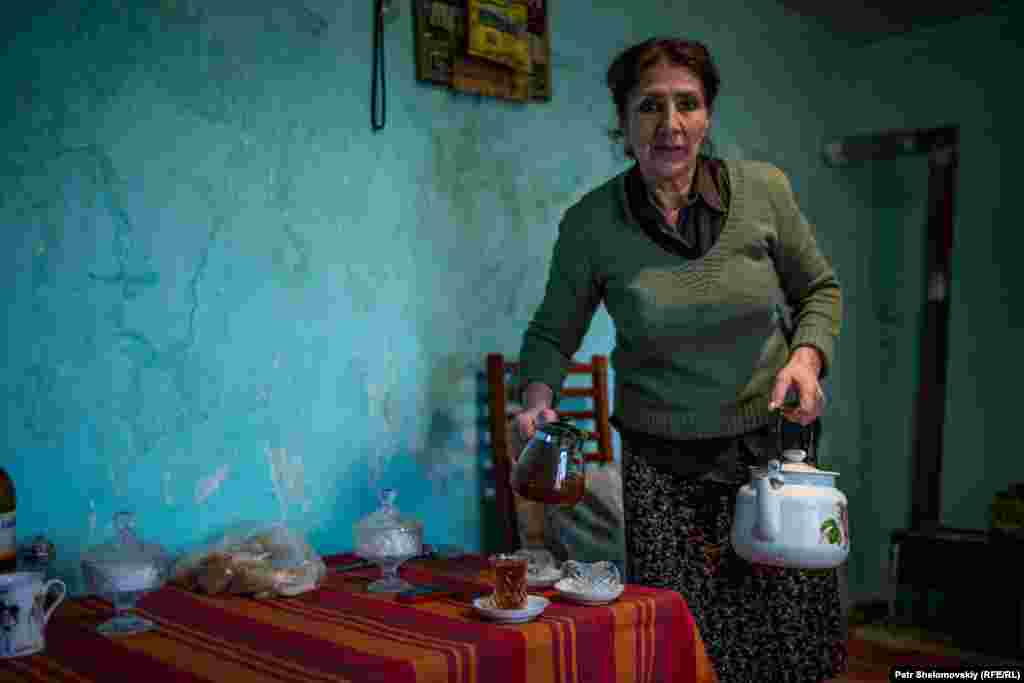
[[354, 489, 423, 592], [554, 560, 623, 604], [81, 512, 171, 635]]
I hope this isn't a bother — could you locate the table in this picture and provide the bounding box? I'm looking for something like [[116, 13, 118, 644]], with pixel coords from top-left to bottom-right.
[[1, 554, 718, 683]]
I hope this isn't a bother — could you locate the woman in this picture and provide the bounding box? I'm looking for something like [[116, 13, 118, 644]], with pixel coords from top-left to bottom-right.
[[514, 38, 845, 682]]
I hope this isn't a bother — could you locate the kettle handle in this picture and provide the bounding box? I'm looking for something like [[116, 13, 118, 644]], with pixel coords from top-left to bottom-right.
[[775, 414, 819, 461]]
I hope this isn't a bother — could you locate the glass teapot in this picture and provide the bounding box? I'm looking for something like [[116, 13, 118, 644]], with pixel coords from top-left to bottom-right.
[[511, 419, 588, 505]]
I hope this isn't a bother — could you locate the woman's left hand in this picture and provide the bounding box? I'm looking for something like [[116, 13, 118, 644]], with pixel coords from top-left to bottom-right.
[[770, 346, 826, 426]]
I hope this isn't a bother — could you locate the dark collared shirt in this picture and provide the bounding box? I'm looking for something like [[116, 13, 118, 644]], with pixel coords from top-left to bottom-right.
[[620, 154, 741, 476], [625, 154, 730, 260]]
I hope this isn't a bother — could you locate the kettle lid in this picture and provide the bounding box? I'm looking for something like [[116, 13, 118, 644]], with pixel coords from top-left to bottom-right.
[[780, 449, 839, 477]]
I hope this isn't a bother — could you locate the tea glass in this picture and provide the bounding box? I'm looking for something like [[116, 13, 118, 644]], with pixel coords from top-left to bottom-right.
[[490, 554, 529, 610]]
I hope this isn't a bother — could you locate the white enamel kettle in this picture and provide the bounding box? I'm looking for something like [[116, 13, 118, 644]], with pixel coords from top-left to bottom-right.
[[730, 448, 849, 569]]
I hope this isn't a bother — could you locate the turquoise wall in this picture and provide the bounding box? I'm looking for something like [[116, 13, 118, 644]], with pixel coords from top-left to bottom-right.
[[5, 0, 1017, 604], [0, 0, 840, 593]]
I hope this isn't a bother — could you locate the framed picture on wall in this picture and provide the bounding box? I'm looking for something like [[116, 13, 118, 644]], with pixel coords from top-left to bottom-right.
[[526, 0, 551, 101], [414, 0, 463, 86], [413, 0, 552, 102]]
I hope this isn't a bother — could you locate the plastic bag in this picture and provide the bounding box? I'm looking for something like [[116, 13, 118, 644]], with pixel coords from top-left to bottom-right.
[[170, 522, 326, 598]]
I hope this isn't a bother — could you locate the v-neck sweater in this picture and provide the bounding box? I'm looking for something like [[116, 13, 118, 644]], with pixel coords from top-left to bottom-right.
[[519, 159, 842, 441]]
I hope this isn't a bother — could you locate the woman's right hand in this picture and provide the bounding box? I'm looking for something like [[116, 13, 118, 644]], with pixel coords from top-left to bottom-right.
[[512, 406, 558, 456]]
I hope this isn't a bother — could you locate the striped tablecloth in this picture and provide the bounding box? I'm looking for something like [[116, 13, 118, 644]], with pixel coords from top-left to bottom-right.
[[0, 554, 718, 683]]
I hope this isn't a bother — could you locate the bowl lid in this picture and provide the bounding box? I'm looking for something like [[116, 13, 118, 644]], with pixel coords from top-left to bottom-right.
[[780, 449, 839, 477], [81, 512, 169, 577], [354, 489, 422, 533]]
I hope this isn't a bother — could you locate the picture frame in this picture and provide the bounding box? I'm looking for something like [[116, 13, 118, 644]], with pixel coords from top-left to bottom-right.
[[413, 0, 551, 102]]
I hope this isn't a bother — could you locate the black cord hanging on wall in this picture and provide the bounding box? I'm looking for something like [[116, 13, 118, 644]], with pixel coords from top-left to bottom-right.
[[371, 0, 387, 132]]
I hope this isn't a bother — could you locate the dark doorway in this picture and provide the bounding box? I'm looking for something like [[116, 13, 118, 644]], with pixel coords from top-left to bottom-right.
[[825, 125, 958, 531]]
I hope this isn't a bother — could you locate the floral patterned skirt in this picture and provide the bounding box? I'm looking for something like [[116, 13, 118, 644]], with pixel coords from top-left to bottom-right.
[[622, 440, 847, 683]]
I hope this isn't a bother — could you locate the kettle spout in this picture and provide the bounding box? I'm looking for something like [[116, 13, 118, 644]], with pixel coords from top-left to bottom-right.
[[754, 460, 784, 542]]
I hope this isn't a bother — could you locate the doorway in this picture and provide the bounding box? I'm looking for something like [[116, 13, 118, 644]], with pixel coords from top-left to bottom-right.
[[825, 125, 959, 601], [837, 155, 928, 601]]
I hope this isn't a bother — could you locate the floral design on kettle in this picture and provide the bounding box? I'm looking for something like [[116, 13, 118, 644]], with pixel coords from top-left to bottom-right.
[[1, 603, 19, 656], [819, 502, 849, 548]]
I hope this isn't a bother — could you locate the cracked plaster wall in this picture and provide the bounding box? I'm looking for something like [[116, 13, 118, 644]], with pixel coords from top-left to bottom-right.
[[1, 0, 886, 594]]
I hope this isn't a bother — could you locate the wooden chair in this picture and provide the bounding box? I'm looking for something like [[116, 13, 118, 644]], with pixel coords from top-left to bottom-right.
[[486, 353, 614, 552]]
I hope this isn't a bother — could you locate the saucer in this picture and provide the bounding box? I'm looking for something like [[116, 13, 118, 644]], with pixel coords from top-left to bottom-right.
[[526, 566, 563, 588], [553, 578, 624, 605], [472, 594, 549, 623]]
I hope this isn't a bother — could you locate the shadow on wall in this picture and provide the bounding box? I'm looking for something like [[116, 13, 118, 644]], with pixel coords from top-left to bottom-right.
[[312, 353, 489, 555]]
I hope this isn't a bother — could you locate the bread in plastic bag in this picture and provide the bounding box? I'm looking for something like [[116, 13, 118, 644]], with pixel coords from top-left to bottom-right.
[[170, 522, 326, 598]]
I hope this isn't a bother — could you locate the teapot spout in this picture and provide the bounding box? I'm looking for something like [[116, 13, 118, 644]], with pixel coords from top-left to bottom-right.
[[754, 460, 784, 542]]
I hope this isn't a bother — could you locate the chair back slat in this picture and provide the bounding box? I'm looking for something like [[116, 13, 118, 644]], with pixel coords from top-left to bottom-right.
[[485, 352, 614, 552], [486, 354, 518, 552], [561, 387, 595, 398], [555, 410, 594, 421]]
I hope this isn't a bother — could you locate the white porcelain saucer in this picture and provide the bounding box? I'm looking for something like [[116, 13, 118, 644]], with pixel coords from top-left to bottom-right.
[[553, 578, 624, 606], [472, 594, 549, 623]]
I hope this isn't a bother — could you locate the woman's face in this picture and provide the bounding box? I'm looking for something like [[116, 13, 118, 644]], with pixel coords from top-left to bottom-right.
[[624, 61, 710, 184]]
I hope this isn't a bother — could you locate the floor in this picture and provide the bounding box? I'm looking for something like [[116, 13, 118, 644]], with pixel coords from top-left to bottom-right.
[[826, 622, 1023, 682]]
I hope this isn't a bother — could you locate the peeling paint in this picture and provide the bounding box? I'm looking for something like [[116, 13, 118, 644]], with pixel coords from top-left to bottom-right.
[[366, 383, 384, 417], [461, 425, 479, 454], [107, 462, 122, 498], [88, 500, 97, 540], [195, 464, 230, 504], [267, 444, 305, 521], [366, 443, 391, 489], [162, 471, 175, 506]]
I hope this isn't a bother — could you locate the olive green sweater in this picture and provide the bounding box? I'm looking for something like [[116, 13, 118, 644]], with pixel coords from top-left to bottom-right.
[[519, 159, 842, 440]]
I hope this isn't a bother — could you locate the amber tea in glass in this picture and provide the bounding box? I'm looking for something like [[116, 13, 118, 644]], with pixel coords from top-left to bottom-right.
[[490, 554, 528, 609]]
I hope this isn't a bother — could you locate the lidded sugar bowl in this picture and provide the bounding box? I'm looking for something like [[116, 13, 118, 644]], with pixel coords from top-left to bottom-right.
[[354, 489, 423, 592], [81, 511, 171, 635]]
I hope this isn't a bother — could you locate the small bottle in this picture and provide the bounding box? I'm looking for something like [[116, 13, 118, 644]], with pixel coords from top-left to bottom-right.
[[0, 467, 15, 572], [19, 536, 55, 579]]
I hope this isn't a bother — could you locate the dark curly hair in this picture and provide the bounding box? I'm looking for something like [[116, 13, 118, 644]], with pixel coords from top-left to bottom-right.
[[606, 38, 721, 158]]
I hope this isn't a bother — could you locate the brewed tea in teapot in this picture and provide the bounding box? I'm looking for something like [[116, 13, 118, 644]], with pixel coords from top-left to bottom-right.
[[511, 419, 587, 505]]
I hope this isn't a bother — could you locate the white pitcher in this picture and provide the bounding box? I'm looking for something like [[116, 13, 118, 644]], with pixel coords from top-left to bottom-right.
[[0, 571, 66, 658]]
